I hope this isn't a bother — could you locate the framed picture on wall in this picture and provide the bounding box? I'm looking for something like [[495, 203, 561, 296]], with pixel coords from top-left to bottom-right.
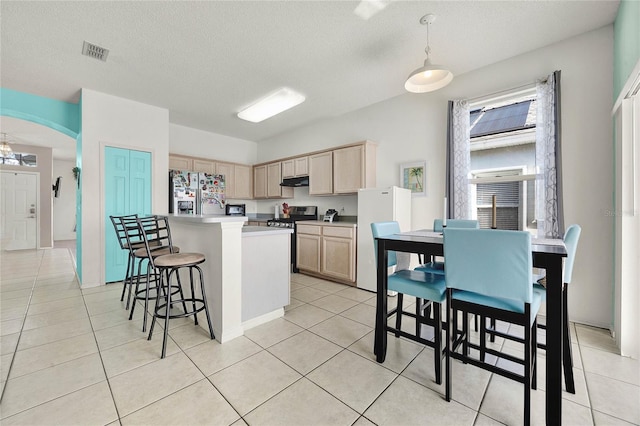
[[400, 161, 427, 197]]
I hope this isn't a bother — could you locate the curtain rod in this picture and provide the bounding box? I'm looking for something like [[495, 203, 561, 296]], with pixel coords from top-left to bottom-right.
[[468, 80, 542, 107]]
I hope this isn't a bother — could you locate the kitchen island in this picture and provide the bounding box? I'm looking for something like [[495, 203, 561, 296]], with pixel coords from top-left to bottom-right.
[[167, 215, 292, 343]]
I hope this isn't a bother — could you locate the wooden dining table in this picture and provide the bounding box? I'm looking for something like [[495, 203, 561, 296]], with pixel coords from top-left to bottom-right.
[[373, 230, 567, 425]]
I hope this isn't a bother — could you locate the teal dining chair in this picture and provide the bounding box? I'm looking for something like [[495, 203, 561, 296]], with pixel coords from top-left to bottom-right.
[[415, 219, 479, 275], [534, 224, 582, 394], [444, 228, 540, 425], [371, 221, 447, 385]]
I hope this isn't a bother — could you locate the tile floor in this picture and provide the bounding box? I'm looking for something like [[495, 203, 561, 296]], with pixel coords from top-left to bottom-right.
[[1, 247, 638, 425]]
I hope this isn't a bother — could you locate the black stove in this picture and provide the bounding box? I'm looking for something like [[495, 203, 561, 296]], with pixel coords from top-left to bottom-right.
[[266, 206, 318, 272]]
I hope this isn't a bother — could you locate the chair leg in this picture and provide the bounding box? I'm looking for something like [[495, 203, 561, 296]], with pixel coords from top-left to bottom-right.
[[196, 266, 215, 340], [433, 303, 442, 385], [395, 293, 403, 337], [161, 268, 172, 359], [489, 317, 496, 343], [563, 284, 575, 394], [524, 314, 532, 426], [129, 260, 143, 321], [147, 267, 164, 341], [480, 315, 486, 362], [532, 318, 538, 390], [142, 264, 153, 332], [189, 266, 198, 326], [462, 311, 469, 358], [120, 253, 132, 302], [445, 293, 451, 402]]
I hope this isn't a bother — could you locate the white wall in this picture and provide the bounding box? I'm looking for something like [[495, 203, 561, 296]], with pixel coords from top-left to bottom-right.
[[169, 124, 258, 165], [258, 26, 615, 328], [52, 159, 76, 241], [81, 89, 169, 288]]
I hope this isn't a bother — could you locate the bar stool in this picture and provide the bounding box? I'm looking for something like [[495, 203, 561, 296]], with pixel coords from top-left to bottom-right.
[[134, 216, 215, 358], [122, 215, 182, 332], [109, 214, 139, 309]]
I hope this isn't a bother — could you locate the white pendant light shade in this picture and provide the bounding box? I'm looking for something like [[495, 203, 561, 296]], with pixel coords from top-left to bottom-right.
[[405, 14, 453, 93], [405, 58, 453, 93]]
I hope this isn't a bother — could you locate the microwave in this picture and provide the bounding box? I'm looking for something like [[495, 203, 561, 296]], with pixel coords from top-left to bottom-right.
[[225, 203, 246, 216]]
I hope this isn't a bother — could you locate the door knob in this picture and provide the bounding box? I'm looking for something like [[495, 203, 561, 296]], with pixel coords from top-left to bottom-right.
[[30, 208, 36, 214]]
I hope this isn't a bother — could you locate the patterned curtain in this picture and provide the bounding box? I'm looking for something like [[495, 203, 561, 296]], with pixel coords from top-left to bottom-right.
[[446, 100, 471, 219], [535, 70, 564, 238]]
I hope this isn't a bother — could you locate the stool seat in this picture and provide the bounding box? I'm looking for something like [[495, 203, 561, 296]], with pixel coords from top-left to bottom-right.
[[124, 240, 161, 250], [155, 253, 205, 268], [133, 246, 180, 258]]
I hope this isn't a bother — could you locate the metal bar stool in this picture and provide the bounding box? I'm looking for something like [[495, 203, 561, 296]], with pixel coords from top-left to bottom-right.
[[133, 216, 215, 358], [122, 215, 183, 332], [109, 214, 139, 309]]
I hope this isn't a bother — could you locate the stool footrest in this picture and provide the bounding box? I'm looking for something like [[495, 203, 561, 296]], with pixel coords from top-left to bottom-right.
[[154, 299, 207, 319]]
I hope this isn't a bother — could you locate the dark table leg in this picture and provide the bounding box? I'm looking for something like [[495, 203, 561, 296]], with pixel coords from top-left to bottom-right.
[[374, 239, 388, 362], [545, 255, 564, 425]]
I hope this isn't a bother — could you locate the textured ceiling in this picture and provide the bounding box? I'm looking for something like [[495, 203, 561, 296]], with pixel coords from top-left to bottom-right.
[[1, 0, 619, 155]]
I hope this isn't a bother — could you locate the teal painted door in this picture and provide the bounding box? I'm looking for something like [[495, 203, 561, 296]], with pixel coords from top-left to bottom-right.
[[105, 147, 151, 283]]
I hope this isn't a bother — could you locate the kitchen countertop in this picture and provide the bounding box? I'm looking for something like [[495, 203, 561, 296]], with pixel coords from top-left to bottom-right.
[[242, 226, 293, 237], [169, 214, 247, 223], [298, 221, 357, 228]]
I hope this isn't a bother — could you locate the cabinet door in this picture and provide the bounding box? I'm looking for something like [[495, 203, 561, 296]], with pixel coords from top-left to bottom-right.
[[193, 159, 215, 174], [267, 162, 283, 198], [216, 162, 235, 198], [333, 145, 364, 194], [234, 164, 253, 199], [294, 156, 309, 176], [309, 152, 333, 195], [296, 234, 321, 273], [253, 165, 267, 198], [321, 235, 355, 282], [169, 155, 192, 171], [282, 159, 295, 178]]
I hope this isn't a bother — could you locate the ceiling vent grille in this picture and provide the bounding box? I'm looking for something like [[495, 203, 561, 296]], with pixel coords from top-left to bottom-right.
[[82, 41, 109, 62]]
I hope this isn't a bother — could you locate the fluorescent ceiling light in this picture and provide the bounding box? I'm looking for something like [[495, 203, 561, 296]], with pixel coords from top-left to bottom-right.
[[237, 88, 306, 123]]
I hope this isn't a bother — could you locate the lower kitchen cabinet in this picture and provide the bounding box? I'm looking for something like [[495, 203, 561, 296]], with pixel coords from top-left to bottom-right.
[[296, 222, 356, 285]]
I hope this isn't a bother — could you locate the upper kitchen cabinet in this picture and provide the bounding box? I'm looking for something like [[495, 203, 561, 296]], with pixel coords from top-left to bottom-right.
[[193, 159, 215, 174], [169, 155, 193, 170], [282, 156, 309, 178], [233, 164, 253, 199], [309, 152, 333, 195], [267, 162, 293, 198], [253, 165, 267, 198], [333, 142, 376, 194], [216, 162, 235, 197]]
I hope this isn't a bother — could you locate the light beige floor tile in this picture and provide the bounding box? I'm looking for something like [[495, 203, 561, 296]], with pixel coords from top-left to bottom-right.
[[17, 318, 92, 351], [310, 294, 359, 314], [168, 322, 215, 350], [22, 306, 88, 331], [291, 287, 331, 303], [307, 350, 397, 413], [581, 345, 639, 386], [89, 306, 145, 331], [575, 324, 618, 353], [403, 348, 490, 410], [84, 296, 127, 316], [1, 381, 118, 426], [0, 332, 19, 355], [348, 331, 423, 374], [1, 306, 26, 322], [26, 295, 84, 316], [121, 379, 240, 426], [109, 351, 205, 417], [244, 317, 304, 348], [81, 283, 123, 295], [284, 303, 335, 329], [586, 372, 640, 424], [291, 281, 308, 292], [1, 352, 13, 384], [364, 375, 476, 426], [0, 353, 106, 419], [474, 414, 506, 425], [268, 330, 342, 375], [335, 287, 376, 303], [82, 286, 125, 302], [0, 280, 34, 294], [1, 289, 32, 301], [309, 315, 372, 348], [244, 377, 359, 426], [93, 317, 155, 351], [231, 419, 248, 426], [209, 350, 301, 416], [353, 415, 377, 426], [284, 297, 305, 311], [308, 280, 351, 294], [185, 336, 262, 376], [29, 288, 81, 304], [339, 303, 376, 327], [592, 410, 638, 425], [1, 318, 23, 336], [10, 332, 97, 378], [101, 334, 180, 377]]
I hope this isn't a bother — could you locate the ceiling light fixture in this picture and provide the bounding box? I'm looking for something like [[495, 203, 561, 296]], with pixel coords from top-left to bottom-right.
[[0, 133, 14, 157], [237, 88, 306, 123], [405, 14, 453, 93]]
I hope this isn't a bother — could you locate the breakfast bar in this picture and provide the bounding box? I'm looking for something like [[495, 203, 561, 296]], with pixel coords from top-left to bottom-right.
[[167, 214, 292, 343]]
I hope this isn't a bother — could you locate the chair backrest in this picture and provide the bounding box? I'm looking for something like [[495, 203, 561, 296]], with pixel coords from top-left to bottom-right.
[[129, 215, 175, 267], [444, 228, 533, 303], [433, 219, 479, 231], [109, 214, 139, 250], [563, 224, 581, 284], [370, 221, 400, 268]]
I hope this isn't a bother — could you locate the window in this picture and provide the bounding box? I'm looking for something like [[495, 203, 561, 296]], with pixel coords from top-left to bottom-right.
[[0, 152, 37, 167]]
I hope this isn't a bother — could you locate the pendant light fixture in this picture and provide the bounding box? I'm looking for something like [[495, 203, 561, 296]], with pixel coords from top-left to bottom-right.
[[0, 133, 14, 158], [405, 14, 453, 93]]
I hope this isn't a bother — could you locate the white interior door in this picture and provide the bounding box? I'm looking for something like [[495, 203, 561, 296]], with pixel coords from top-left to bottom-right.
[[1, 171, 38, 250]]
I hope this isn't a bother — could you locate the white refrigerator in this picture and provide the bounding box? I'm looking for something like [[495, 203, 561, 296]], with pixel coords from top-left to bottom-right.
[[357, 186, 412, 292]]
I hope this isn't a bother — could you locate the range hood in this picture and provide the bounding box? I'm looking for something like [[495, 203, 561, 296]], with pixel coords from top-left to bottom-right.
[[280, 176, 309, 187]]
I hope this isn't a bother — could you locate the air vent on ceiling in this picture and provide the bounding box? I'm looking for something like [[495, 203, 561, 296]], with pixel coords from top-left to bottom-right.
[[82, 41, 109, 62]]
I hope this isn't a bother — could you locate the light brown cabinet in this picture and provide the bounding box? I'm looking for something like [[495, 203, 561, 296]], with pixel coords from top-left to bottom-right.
[[193, 159, 216, 174], [234, 164, 253, 199], [296, 222, 356, 285], [309, 152, 333, 195], [282, 156, 309, 178], [333, 143, 376, 194], [253, 165, 267, 199], [169, 155, 193, 170], [254, 162, 293, 199]]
